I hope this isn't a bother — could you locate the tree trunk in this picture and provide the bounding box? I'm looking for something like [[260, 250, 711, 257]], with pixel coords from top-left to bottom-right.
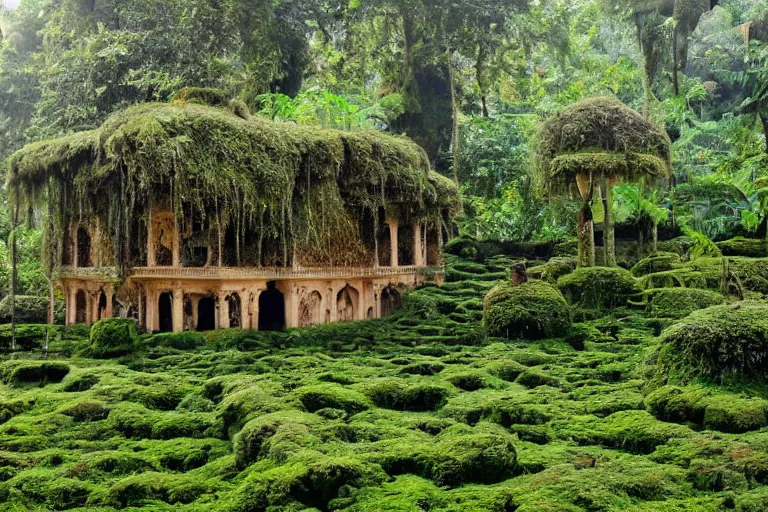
[[638, 224, 645, 255], [577, 201, 596, 267], [447, 48, 460, 184], [600, 179, 616, 267], [652, 221, 659, 254], [9, 228, 17, 351], [672, 24, 680, 96], [761, 111, 768, 155]]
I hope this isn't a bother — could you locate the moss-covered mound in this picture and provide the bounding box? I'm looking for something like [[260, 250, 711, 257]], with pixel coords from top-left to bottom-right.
[[557, 267, 640, 309], [655, 302, 768, 383], [630, 252, 681, 277], [716, 237, 768, 258], [89, 318, 138, 358], [8, 100, 459, 269], [536, 97, 670, 193], [483, 280, 571, 339], [0, 296, 50, 324], [646, 288, 726, 319]]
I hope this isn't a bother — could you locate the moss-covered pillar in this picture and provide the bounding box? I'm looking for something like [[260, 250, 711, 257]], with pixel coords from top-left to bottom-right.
[[240, 292, 250, 329], [217, 293, 229, 329], [146, 290, 157, 332], [138, 292, 145, 329], [413, 222, 424, 267], [172, 288, 184, 332], [388, 221, 399, 267], [87, 291, 96, 326], [65, 285, 74, 325]]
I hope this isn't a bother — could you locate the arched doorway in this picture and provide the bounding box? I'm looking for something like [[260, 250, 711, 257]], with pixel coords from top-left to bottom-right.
[[75, 290, 87, 324], [197, 296, 216, 331], [259, 282, 285, 331], [97, 291, 108, 320], [299, 291, 323, 327], [77, 226, 92, 267], [336, 284, 358, 322], [158, 292, 173, 332], [381, 286, 402, 317], [228, 293, 242, 328]]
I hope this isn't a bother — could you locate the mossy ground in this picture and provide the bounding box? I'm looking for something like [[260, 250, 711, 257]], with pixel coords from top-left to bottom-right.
[[1, 252, 767, 511]]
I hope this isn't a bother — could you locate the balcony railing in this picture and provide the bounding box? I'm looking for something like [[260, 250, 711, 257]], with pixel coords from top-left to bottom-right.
[[59, 265, 443, 281]]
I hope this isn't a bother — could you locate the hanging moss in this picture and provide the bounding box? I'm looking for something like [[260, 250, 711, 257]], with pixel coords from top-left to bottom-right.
[[535, 97, 671, 195], [8, 100, 459, 270]]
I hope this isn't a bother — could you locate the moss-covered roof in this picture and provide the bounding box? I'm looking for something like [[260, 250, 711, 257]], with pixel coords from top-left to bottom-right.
[[8, 101, 459, 268], [535, 97, 671, 194]]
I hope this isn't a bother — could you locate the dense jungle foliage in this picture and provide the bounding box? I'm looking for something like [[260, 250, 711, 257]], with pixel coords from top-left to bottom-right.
[[3, 0, 768, 510]]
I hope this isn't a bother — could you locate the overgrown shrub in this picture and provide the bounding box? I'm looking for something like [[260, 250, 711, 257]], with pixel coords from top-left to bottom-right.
[[0, 296, 49, 324], [89, 318, 138, 358], [483, 280, 571, 339], [149, 331, 206, 350], [646, 288, 725, 319], [654, 302, 768, 383], [234, 411, 322, 469], [558, 267, 640, 309], [294, 384, 371, 415]]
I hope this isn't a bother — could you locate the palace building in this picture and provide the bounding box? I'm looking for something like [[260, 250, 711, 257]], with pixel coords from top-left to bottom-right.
[[7, 91, 459, 332]]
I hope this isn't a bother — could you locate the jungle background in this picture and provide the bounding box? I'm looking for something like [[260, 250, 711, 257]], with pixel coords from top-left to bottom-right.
[[1, 0, 767, 299]]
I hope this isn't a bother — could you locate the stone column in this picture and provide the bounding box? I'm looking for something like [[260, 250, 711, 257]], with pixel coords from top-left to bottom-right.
[[146, 290, 157, 332], [64, 285, 72, 325], [251, 290, 261, 331], [172, 289, 184, 332], [328, 285, 338, 323], [138, 292, 145, 329], [86, 292, 95, 326], [217, 294, 229, 329], [240, 292, 251, 329], [413, 222, 424, 267], [191, 296, 201, 330], [106, 289, 114, 318], [388, 221, 399, 267]]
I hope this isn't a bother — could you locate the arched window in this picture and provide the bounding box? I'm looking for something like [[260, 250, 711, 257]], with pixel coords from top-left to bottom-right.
[[259, 282, 285, 331], [380, 286, 402, 317], [299, 291, 323, 327], [336, 285, 359, 322]]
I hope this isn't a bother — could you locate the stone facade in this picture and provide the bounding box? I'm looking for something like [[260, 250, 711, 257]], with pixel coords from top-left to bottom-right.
[[60, 212, 444, 332]]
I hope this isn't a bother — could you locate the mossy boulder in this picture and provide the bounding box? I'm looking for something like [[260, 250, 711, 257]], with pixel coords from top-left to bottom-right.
[[294, 384, 371, 415], [365, 379, 452, 411], [234, 411, 322, 469], [630, 252, 681, 276], [89, 318, 138, 358], [528, 257, 578, 283], [483, 280, 571, 339], [646, 288, 726, 319], [716, 237, 767, 257], [148, 331, 206, 350], [557, 266, 640, 309], [655, 302, 768, 383], [0, 360, 69, 387]]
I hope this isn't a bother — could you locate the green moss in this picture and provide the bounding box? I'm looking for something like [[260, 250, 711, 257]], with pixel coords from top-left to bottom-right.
[[0, 295, 50, 324], [655, 302, 768, 383], [59, 400, 110, 422], [645, 288, 725, 319], [516, 369, 560, 389], [0, 360, 69, 387], [294, 384, 371, 415], [483, 280, 572, 339], [89, 318, 138, 358], [365, 379, 452, 411], [486, 360, 528, 382], [234, 411, 323, 469], [558, 266, 641, 309], [527, 257, 578, 283], [552, 410, 693, 454], [630, 252, 682, 276], [716, 237, 768, 257], [148, 331, 207, 350]]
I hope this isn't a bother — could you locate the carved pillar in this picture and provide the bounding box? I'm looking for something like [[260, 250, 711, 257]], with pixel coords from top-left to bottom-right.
[[413, 222, 424, 267], [106, 289, 114, 318], [240, 292, 250, 329], [138, 291, 145, 329], [147, 208, 156, 267], [251, 289, 261, 331], [329, 285, 338, 323], [146, 289, 157, 332], [65, 285, 72, 325], [172, 288, 184, 332], [217, 293, 229, 329], [191, 296, 201, 330], [86, 292, 95, 326], [388, 220, 399, 267]]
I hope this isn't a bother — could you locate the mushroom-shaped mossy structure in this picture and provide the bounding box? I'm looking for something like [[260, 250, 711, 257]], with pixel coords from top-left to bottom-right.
[[483, 280, 572, 340], [535, 97, 671, 267]]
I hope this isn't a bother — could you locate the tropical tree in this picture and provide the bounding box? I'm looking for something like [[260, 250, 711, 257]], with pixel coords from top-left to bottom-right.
[[536, 96, 671, 266]]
